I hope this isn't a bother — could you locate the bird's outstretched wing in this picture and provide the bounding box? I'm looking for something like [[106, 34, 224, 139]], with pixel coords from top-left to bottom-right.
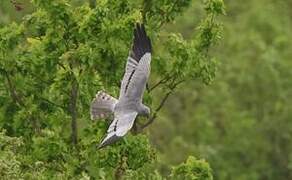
[[98, 111, 138, 148], [97, 24, 151, 148], [119, 23, 152, 101], [90, 91, 118, 120]]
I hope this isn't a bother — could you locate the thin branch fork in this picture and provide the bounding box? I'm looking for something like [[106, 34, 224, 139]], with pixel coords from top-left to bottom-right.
[[141, 79, 184, 130], [141, 90, 173, 129], [148, 74, 172, 92]]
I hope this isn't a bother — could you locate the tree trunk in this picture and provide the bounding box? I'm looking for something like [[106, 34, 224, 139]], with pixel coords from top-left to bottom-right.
[[70, 78, 78, 145]]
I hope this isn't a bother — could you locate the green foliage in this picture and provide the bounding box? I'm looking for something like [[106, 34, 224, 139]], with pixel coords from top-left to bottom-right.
[[144, 0, 192, 25], [149, 0, 292, 180], [31, 129, 68, 162], [0, 130, 23, 179], [170, 156, 213, 180], [0, 0, 224, 179]]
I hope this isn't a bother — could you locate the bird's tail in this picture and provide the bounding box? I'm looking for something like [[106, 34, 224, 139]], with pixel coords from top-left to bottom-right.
[[90, 91, 118, 120]]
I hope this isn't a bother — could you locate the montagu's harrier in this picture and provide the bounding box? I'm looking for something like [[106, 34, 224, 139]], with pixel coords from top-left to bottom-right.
[[90, 23, 152, 148]]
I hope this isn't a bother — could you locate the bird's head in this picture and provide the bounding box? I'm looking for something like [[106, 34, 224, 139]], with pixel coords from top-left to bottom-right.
[[141, 105, 151, 118]]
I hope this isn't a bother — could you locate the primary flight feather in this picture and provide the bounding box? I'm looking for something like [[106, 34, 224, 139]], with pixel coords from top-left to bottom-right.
[[90, 23, 152, 148]]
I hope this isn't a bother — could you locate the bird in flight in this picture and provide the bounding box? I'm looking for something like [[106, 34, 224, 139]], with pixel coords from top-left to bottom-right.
[[90, 23, 152, 148]]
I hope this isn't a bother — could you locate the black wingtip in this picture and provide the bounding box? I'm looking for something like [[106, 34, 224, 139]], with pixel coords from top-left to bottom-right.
[[98, 134, 121, 149], [130, 23, 152, 62]]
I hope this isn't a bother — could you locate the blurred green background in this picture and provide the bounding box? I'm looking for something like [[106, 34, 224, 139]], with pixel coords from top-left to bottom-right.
[[1, 0, 292, 179]]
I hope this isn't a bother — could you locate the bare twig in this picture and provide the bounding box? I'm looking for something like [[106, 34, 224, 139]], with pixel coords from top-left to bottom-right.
[[141, 90, 173, 129], [141, 79, 184, 130], [149, 74, 172, 92], [39, 96, 66, 109]]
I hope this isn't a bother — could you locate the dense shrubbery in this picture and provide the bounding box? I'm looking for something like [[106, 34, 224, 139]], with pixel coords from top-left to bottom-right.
[[0, 0, 224, 179]]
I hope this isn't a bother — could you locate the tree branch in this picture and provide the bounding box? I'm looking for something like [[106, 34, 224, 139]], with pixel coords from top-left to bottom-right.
[[146, 83, 150, 93], [3, 69, 41, 133], [141, 79, 184, 130], [39, 96, 66, 110], [141, 90, 173, 129], [149, 74, 172, 92], [3, 70, 24, 106]]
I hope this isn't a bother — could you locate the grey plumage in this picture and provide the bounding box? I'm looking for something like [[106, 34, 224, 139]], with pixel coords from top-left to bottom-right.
[[90, 91, 118, 120], [90, 23, 152, 148]]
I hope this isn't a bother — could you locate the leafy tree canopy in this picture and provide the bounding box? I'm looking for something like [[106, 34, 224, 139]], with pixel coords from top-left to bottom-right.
[[0, 0, 224, 179]]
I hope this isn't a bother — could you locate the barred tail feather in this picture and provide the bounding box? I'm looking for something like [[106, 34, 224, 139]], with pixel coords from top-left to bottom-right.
[[90, 91, 118, 120]]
